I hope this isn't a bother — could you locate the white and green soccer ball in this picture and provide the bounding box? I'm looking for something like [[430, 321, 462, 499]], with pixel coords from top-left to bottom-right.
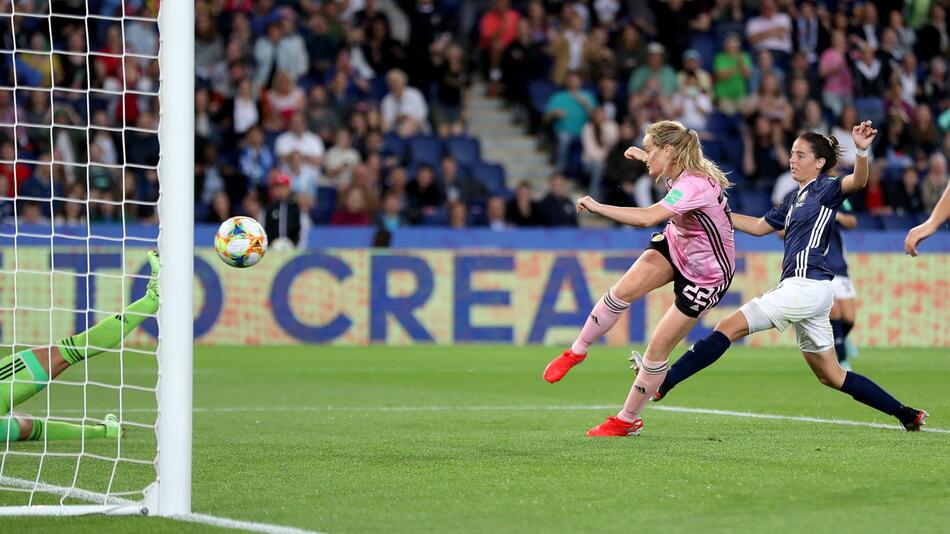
[[214, 216, 268, 268]]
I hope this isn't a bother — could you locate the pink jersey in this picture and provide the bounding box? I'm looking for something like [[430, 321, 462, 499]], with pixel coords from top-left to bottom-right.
[[659, 172, 736, 286]]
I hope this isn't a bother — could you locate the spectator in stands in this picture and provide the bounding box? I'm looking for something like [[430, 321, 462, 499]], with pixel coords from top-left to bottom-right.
[[670, 72, 713, 132], [264, 171, 306, 245], [304, 13, 342, 81], [537, 172, 578, 227], [485, 195, 508, 231], [207, 190, 233, 224], [852, 43, 889, 102], [20, 201, 48, 225], [628, 42, 677, 98], [749, 49, 784, 95], [891, 167, 924, 216], [713, 33, 752, 114], [854, 161, 891, 215], [742, 114, 788, 191], [581, 106, 619, 199], [915, 4, 948, 63], [126, 112, 160, 167], [547, 8, 585, 87], [448, 200, 468, 229], [613, 23, 646, 82], [922, 57, 950, 109], [887, 10, 916, 59], [799, 99, 830, 135], [506, 180, 540, 227], [785, 51, 821, 98], [232, 78, 260, 136], [910, 104, 939, 154], [502, 19, 549, 114], [266, 70, 306, 130], [283, 151, 319, 204], [275, 112, 324, 178], [544, 70, 597, 173], [819, 30, 854, 116], [377, 191, 405, 232], [922, 154, 949, 214], [331, 183, 375, 226], [380, 68, 429, 137], [746, 72, 791, 125], [850, 2, 880, 49], [195, 10, 224, 83], [794, 1, 820, 64], [596, 73, 624, 123], [441, 155, 486, 205], [406, 165, 446, 224], [745, 0, 792, 67], [363, 16, 404, 77], [602, 121, 645, 205], [651, 0, 703, 70], [305, 84, 342, 142], [479, 0, 521, 94], [254, 22, 283, 90], [430, 41, 470, 138], [581, 26, 615, 83], [238, 126, 276, 192], [323, 129, 361, 188], [677, 49, 712, 95], [56, 183, 86, 227]]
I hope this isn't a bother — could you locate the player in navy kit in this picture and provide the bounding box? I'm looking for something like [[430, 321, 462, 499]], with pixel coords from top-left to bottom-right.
[[826, 199, 858, 369], [635, 122, 929, 431]]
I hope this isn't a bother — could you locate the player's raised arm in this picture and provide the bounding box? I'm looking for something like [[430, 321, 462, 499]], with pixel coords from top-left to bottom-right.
[[575, 196, 671, 227], [840, 121, 878, 194], [905, 180, 950, 256]]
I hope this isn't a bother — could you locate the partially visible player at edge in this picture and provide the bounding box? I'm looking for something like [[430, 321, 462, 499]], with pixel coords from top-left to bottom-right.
[[542, 120, 736, 437], [905, 179, 950, 256], [819, 192, 859, 369], [0, 251, 160, 442], [648, 122, 929, 431]]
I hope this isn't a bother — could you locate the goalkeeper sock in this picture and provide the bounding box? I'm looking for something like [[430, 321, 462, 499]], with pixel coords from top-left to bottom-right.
[[839, 371, 902, 417], [659, 331, 731, 395], [0, 350, 50, 411], [21, 418, 108, 441], [831, 319, 846, 363], [56, 293, 158, 366]]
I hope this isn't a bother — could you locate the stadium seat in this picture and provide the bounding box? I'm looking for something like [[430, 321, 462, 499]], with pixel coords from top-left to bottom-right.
[[312, 186, 339, 225], [527, 79, 557, 114], [445, 136, 481, 167], [855, 212, 881, 230], [408, 135, 444, 167], [879, 214, 918, 231], [381, 132, 408, 161], [470, 162, 507, 195], [735, 190, 772, 216], [690, 33, 718, 71]]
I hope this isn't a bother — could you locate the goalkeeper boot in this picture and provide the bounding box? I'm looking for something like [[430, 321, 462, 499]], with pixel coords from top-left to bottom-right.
[[146, 250, 160, 300], [628, 351, 664, 401], [543, 349, 586, 383], [586, 416, 643, 437], [899, 407, 928, 432], [103, 413, 121, 439]]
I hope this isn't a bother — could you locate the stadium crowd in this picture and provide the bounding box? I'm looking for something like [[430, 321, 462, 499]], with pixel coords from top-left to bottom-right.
[[0, 0, 947, 245]]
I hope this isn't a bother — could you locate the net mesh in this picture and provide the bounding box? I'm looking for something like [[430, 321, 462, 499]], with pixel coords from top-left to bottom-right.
[[0, 0, 161, 508]]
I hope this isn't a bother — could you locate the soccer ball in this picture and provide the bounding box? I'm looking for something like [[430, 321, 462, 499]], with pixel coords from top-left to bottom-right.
[[214, 216, 268, 268]]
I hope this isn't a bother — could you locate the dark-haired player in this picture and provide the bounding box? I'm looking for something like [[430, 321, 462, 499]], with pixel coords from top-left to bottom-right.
[[642, 122, 929, 431]]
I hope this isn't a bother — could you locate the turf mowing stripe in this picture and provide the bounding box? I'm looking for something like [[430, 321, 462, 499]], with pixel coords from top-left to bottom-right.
[[0, 475, 325, 533], [50, 404, 950, 433]]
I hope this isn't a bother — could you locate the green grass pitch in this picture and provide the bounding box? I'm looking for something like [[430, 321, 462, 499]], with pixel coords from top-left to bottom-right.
[[3, 345, 949, 533]]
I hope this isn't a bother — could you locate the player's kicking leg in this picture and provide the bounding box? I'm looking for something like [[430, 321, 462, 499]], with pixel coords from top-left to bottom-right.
[[543, 251, 673, 383], [0, 250, 159, 442]]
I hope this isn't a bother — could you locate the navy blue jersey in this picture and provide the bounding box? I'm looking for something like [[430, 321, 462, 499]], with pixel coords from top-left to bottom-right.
[[825, 199, 853, 277], [765, 175, 849, 281]]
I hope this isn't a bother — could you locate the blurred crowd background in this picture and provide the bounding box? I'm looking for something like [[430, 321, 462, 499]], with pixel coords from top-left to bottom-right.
[[0, 0, 948, 247]]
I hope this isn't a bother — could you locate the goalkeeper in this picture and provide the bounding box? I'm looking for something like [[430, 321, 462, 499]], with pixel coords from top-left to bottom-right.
[[0, 250, 160, 443]]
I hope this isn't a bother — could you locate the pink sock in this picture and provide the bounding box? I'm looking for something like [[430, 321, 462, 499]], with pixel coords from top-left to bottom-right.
[[618, 358, 669, 423], [570, 289, 630, 355]]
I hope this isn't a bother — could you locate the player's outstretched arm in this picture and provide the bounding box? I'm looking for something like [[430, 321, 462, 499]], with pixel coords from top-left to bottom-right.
[[731, 212, 777, 236], [841, 121, 878, 194], [575, 196, 671, 228], [905, 180, 950, 256]]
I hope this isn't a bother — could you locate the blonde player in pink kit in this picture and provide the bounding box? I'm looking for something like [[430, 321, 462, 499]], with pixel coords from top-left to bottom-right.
[[541, 120, 736, 437]]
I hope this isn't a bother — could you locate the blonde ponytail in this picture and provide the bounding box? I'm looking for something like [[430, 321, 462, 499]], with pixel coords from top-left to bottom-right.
[[646, 120, 731, 189]]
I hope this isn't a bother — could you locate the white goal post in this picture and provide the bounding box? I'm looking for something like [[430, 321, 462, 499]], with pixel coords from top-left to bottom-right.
[[0, 0, 193, 517]]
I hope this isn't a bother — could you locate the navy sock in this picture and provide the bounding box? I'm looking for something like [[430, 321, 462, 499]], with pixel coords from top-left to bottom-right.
[[842, 321, 854, 341], [839, 371, 903, 417], [659, 331, 731, 395], [831, 319, 846, 363]]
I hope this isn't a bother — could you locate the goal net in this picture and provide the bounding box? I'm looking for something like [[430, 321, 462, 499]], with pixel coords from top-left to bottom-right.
[[0, 0, 193, 516]]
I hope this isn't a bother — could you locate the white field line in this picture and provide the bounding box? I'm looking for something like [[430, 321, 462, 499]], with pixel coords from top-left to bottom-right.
[[48, 403, 950, 434], [0, 475, 324, 533]]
